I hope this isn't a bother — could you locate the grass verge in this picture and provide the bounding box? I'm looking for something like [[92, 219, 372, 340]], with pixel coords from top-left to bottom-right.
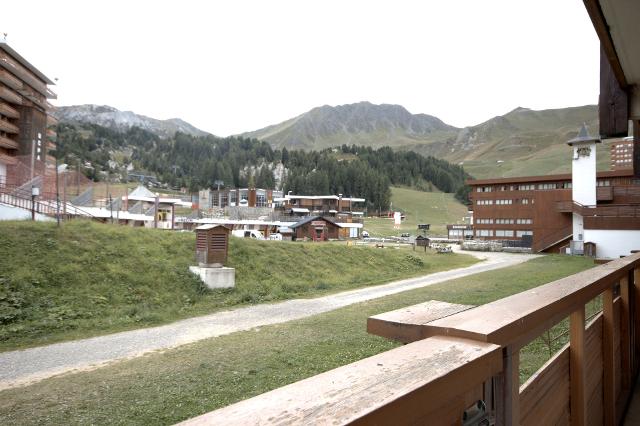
[[0, 255, 593, 425], [364, 187, 468, 237], [0, 220, 477, 351]]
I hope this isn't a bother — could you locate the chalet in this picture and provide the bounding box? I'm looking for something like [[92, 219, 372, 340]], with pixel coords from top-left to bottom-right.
[[274, 193, 366, 220], [289, 216, 341, 241], [199, 187, 283, 209]]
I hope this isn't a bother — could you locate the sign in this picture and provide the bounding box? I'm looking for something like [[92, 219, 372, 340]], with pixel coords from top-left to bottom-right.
[[393, 212, 402, 229], [417, 224, 430, 230], [311, 221, 326, 227]]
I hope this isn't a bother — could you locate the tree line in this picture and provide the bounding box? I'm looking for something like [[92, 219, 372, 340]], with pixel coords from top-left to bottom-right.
[[55, 123, 471, 209]]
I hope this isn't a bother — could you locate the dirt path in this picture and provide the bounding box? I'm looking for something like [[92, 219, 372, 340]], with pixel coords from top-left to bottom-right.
[[0, 249, 536, 390]]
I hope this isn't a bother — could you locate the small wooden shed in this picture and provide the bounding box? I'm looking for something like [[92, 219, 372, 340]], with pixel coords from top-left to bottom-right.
[[195, 224, 231, 267], [415, 235, 430, 247]]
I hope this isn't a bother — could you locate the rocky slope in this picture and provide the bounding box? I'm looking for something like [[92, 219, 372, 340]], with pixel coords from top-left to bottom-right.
[[54, 105, 210, 139]]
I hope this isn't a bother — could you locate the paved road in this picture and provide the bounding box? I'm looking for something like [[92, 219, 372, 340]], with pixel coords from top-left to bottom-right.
[[0, 249, 536, 390]]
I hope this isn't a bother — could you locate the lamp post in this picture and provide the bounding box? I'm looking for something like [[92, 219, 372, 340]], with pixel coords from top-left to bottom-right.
[[31, 186, 39, 221]]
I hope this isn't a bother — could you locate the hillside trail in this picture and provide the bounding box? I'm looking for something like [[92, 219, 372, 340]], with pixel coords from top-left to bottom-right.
[[0, 248, 537, 390]]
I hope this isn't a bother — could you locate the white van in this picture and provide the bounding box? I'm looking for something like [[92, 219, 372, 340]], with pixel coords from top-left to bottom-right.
[[231, 229, 265, 240]]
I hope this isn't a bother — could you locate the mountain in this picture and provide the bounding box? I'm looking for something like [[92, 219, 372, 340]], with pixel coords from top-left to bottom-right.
[[54, 105, 210, 139], [241, 101, 458, 150], [242, 102, 600, 179]]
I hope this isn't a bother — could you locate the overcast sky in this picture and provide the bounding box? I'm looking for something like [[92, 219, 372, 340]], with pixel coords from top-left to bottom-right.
[[3, 0, 600, 136]]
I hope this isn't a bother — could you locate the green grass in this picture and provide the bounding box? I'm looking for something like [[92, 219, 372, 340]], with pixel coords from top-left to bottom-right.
[[0, 255, 594, 425], [364, 186, 469, 237], [0, 220, 477, 351]]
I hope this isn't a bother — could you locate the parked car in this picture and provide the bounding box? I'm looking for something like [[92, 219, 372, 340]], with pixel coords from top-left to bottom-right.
[[231, 230, 265, 240], [269, 233, 283, 241], [362, 231, 370, 239]]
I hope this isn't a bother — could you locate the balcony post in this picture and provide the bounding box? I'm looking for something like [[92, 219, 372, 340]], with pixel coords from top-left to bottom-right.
[[570, 306, 587, 425], [495, 346, 519, 425], [603, 287, 615, 426], [621, 275, 631, 390]]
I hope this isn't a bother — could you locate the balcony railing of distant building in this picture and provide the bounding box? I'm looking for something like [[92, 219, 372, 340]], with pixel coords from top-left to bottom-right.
[[556, 200, 640, 217]]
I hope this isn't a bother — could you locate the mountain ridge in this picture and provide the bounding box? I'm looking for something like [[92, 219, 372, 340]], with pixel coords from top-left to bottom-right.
[[54, 104, 211, 139]]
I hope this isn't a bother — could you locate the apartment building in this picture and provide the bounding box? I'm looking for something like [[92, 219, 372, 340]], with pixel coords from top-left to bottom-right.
[[468, 168, 638, 253], [198, 188, 283, 209], [0, 40, 57, 186]]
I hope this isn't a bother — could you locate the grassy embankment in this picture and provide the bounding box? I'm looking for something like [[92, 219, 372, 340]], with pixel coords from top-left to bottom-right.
[[364, 186, 469, 237], [0, 256, 593, 424], [0, 255, 594, 425], [0, 220, 477, 351]]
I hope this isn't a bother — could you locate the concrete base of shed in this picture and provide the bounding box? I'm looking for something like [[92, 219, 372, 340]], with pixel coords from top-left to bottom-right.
[[189, 266, 235, 289]]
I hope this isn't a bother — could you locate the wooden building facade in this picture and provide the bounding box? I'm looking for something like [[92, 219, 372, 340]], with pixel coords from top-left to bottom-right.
[[290, 216, 341, 242], [468, 169, 639, 252], [0, 41, 57, 186]]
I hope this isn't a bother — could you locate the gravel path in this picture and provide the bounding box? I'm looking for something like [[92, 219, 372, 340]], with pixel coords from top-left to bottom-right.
[[0, 249, 536, 390]]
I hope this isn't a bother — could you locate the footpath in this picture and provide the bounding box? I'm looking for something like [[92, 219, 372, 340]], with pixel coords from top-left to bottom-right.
[[0, 249, 536, 390]]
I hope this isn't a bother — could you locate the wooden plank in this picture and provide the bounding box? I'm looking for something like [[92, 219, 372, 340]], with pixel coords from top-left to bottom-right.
[[502, 347, 520, 426], [520, 345, 570, 426], [570, 306, 587, 425], [635, 268, 640, 376], [586, 315, 604, 426], [421, 253, 640, 348], [177, 336, 503, 426], [367, 300, 473, 343], [604, 288, 616, 426], [621, 275, 631, 391], [598, 46, 629, 138]]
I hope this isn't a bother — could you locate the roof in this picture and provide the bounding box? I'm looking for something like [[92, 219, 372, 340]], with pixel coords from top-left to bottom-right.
[[567, 123, 601, 146], [128, 185, 156, 198], [274, 195, 366, 203], [289, 216, 342, 229], [466, 169, 634, 186], [0, 41, 55, 85], [196, 224, 231, 231]]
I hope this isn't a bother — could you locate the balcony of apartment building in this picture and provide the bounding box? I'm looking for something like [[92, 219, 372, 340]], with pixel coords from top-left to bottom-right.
[[182, 253, 640, 425], [0, 46, 57, 101]]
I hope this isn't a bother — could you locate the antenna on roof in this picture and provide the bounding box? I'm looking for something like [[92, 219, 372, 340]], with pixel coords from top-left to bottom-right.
[[2, 33, 7, 41]]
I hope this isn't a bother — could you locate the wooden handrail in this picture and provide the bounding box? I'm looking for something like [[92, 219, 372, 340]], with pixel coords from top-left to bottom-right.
[[178, 337, 502, 426], [421, 253, 640, 348]]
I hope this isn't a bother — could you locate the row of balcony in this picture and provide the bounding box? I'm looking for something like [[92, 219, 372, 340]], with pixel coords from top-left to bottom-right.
[[0, 118, 19, 134], [0, 101, 19, 119], [0, 135, 19, 150], [556, 200, 640, 217], [0, 52, 56, 99], [0, 68, 23, 90], [0, 85, 22, 105]]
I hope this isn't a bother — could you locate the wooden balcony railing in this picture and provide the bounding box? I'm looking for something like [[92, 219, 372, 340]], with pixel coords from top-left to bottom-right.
[[0, 68, 23, 90], [0, 118, 19, 134], [0, 101, 20, 119], [556, 201, 640, 218], [0, 135, 19, 150], [179, 252, 640, 425], [0, 85, 22, 105]]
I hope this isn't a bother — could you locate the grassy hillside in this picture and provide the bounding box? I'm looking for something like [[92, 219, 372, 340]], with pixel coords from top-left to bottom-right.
[[0, 255, 594, 425], [0, 221, 477, 351], [365, 187, 469, 237]]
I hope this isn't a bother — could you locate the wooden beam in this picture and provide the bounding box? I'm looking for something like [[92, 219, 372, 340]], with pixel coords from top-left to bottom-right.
[[570, 306, 587, 426], [603, 287, 616, 426], [635, 268, 640, 376], [634, 120, 640, 178], [599, 46, 628, 138], [621, 275, 631, 390], [367, 300, 474, 343], [178, 336, 503, 426], [583, 0, 628, 89]]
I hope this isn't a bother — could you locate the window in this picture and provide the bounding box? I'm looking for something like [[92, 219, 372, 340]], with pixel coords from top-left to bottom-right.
[[597, 180, 611, 187], [516, 218, 532, 224], [220, 193, 228, 208], [477, 186, 493, 192], [476, 200, 494, 206], [521, 199, 529, 205], [477, 218, 493, 224], [229, 191, 237, 204], [562, 182, 572, 189], [477, 229, 493, 237], [516, 230, 533, 237], [496, 199, 513, 205], [538, 183, 556, 190], [495, 230, 515, 237], [449, 229, 463, 237], [518, 184, 535, 191], [496, 218, 514, 224]]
